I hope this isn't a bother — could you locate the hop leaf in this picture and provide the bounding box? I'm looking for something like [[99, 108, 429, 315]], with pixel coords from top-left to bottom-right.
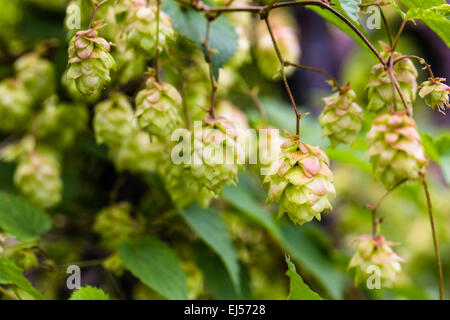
[[319, 86, 364, 147], [135, 77, 184, 138], [366, 46, 418, 113], [419, 77, 450, 114], [367, 113, 427, 188], [67, 27, 116, 95], [94, 93, 136, 147], [348, 235, 404, 287], [264, 135, 335, 226], [14, 149, 63, 209]]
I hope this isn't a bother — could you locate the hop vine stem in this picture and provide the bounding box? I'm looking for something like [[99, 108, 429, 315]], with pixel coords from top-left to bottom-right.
[[421, 174, 445, 300], [89, 0, 109, 28], [204, 18, 218, 119]]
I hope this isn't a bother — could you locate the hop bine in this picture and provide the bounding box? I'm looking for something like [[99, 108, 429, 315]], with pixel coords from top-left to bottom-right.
[[67, 23, 116, 95], [367, 112, 427, 189], [264, 134, 335, 226]]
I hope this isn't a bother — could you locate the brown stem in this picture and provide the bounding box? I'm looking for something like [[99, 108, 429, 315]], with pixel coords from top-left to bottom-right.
[[388, 66, 412, 116], [264, 17, 301, 136], [89, 0, 109, 28], [394, 55, 435, 79], [378, 5, 393, 47], [391, 18, 407, 53], [204, 18, 217, 119], [243, 87, 268, 123], [421, 174, 445, 300]]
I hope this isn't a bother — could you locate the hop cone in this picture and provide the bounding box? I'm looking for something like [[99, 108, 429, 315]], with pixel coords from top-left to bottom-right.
[[366, 48, 417, 113], [163, 119, 241, 208], [0, 79, 33, 133], [125, 0, 175, 56], [94, 93, 136, 147], [367, 113, 427, 188], [14, 53, 55, 103], [111, 131, 165, 173], [264, 135, 335, 226], [67, 26, 116, 95], [318, 86, 364, 147], [135, 77, 184, 138], [348, 235, 404, 287], [14, 150, 63, 209], [419, 77, 450, 114], [93, 203, 133, 250]]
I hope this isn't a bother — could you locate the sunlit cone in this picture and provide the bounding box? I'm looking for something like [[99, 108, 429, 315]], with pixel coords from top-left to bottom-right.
[[264, 134, 335, 225], [367, 112, 427, 189], [94, 93, 136, 147], [348, 235, 404, 287], [124, 0, 175, 56], [135, 77, 184, 138], [419, 77, 450, 114], [67, 24, 116, 95], [366, 45, 417, 113], [318, 86, 363, 147], [14, 149, 63, 209]]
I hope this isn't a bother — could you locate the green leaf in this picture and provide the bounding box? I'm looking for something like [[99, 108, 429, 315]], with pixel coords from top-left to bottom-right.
[[119, 236, 188, 300], [389, 0, 406, 18], [401, 1, 450, 47], [0, 191, 52, 241], [306, 3, 371, 52], [0, 257, 43, 300], [69, 286, 110, 300], [223, 180, 346, 299], [325, 147, 372, 172], [285, 256, 323, 300], [338, 0, 362, 22], [180, 203, 241, 291], [162, 0, 238, 78], [420, 132, 441, 163]]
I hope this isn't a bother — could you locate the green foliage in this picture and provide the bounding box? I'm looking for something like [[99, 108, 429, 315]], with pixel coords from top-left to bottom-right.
[[119, 236, 188, 300], [0, 191, 51, 241], [69, 286, 110, 300], [180, 204, 241, 291], [285, 256, 323, 300], [0, 257, 43, 300]]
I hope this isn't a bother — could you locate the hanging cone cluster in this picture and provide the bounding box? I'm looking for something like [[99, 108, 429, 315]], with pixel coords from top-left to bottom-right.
[[264, 134, 335, 226], [348, 235, 404, 287], [67, 24, 116, 95], [124, 0, 175, 56], [366, 45, 418, 113], [135, 77, 184, 138], [0, 79, 33, 133], [163, 119, 241, 208], [419, 77, 450, 114], [367, 113, 427, 189], [14, 150, 62, 209], [318, 85, 363, 147], [94, 93, 136, 148]]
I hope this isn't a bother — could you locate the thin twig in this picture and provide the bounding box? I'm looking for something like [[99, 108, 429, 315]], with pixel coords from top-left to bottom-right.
[[391, 18, 407, 53], [378, 5, 393, 47], [89, 0, 109, 28], [421, 173, 445, 300], [394, 55, 435, 79], [285, 61, 343, 92], [204, 18, 218, 119]]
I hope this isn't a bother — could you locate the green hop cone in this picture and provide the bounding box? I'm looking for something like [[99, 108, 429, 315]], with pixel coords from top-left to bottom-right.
[[163, 118, 241, 208], [111, 131, 165, 173], [0, 79, 33, 133], [366, 46, 418, 113], [14, 149, 63, 209], [264, 134, 335, 226], [14, 53, 55, 103], [103, 253, 125, 276], [67, 25, 116, 95], [367, 112, 427, 189], [124, 0, 175, 56], [35, 97, 88, 149], [318, 85, 364, 147], [94, 93, 136, 147], [135, 77, 184, 138], [93, 203, 133, 250], [419, 77, 450, 114], [348, 235, 404, 287]]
